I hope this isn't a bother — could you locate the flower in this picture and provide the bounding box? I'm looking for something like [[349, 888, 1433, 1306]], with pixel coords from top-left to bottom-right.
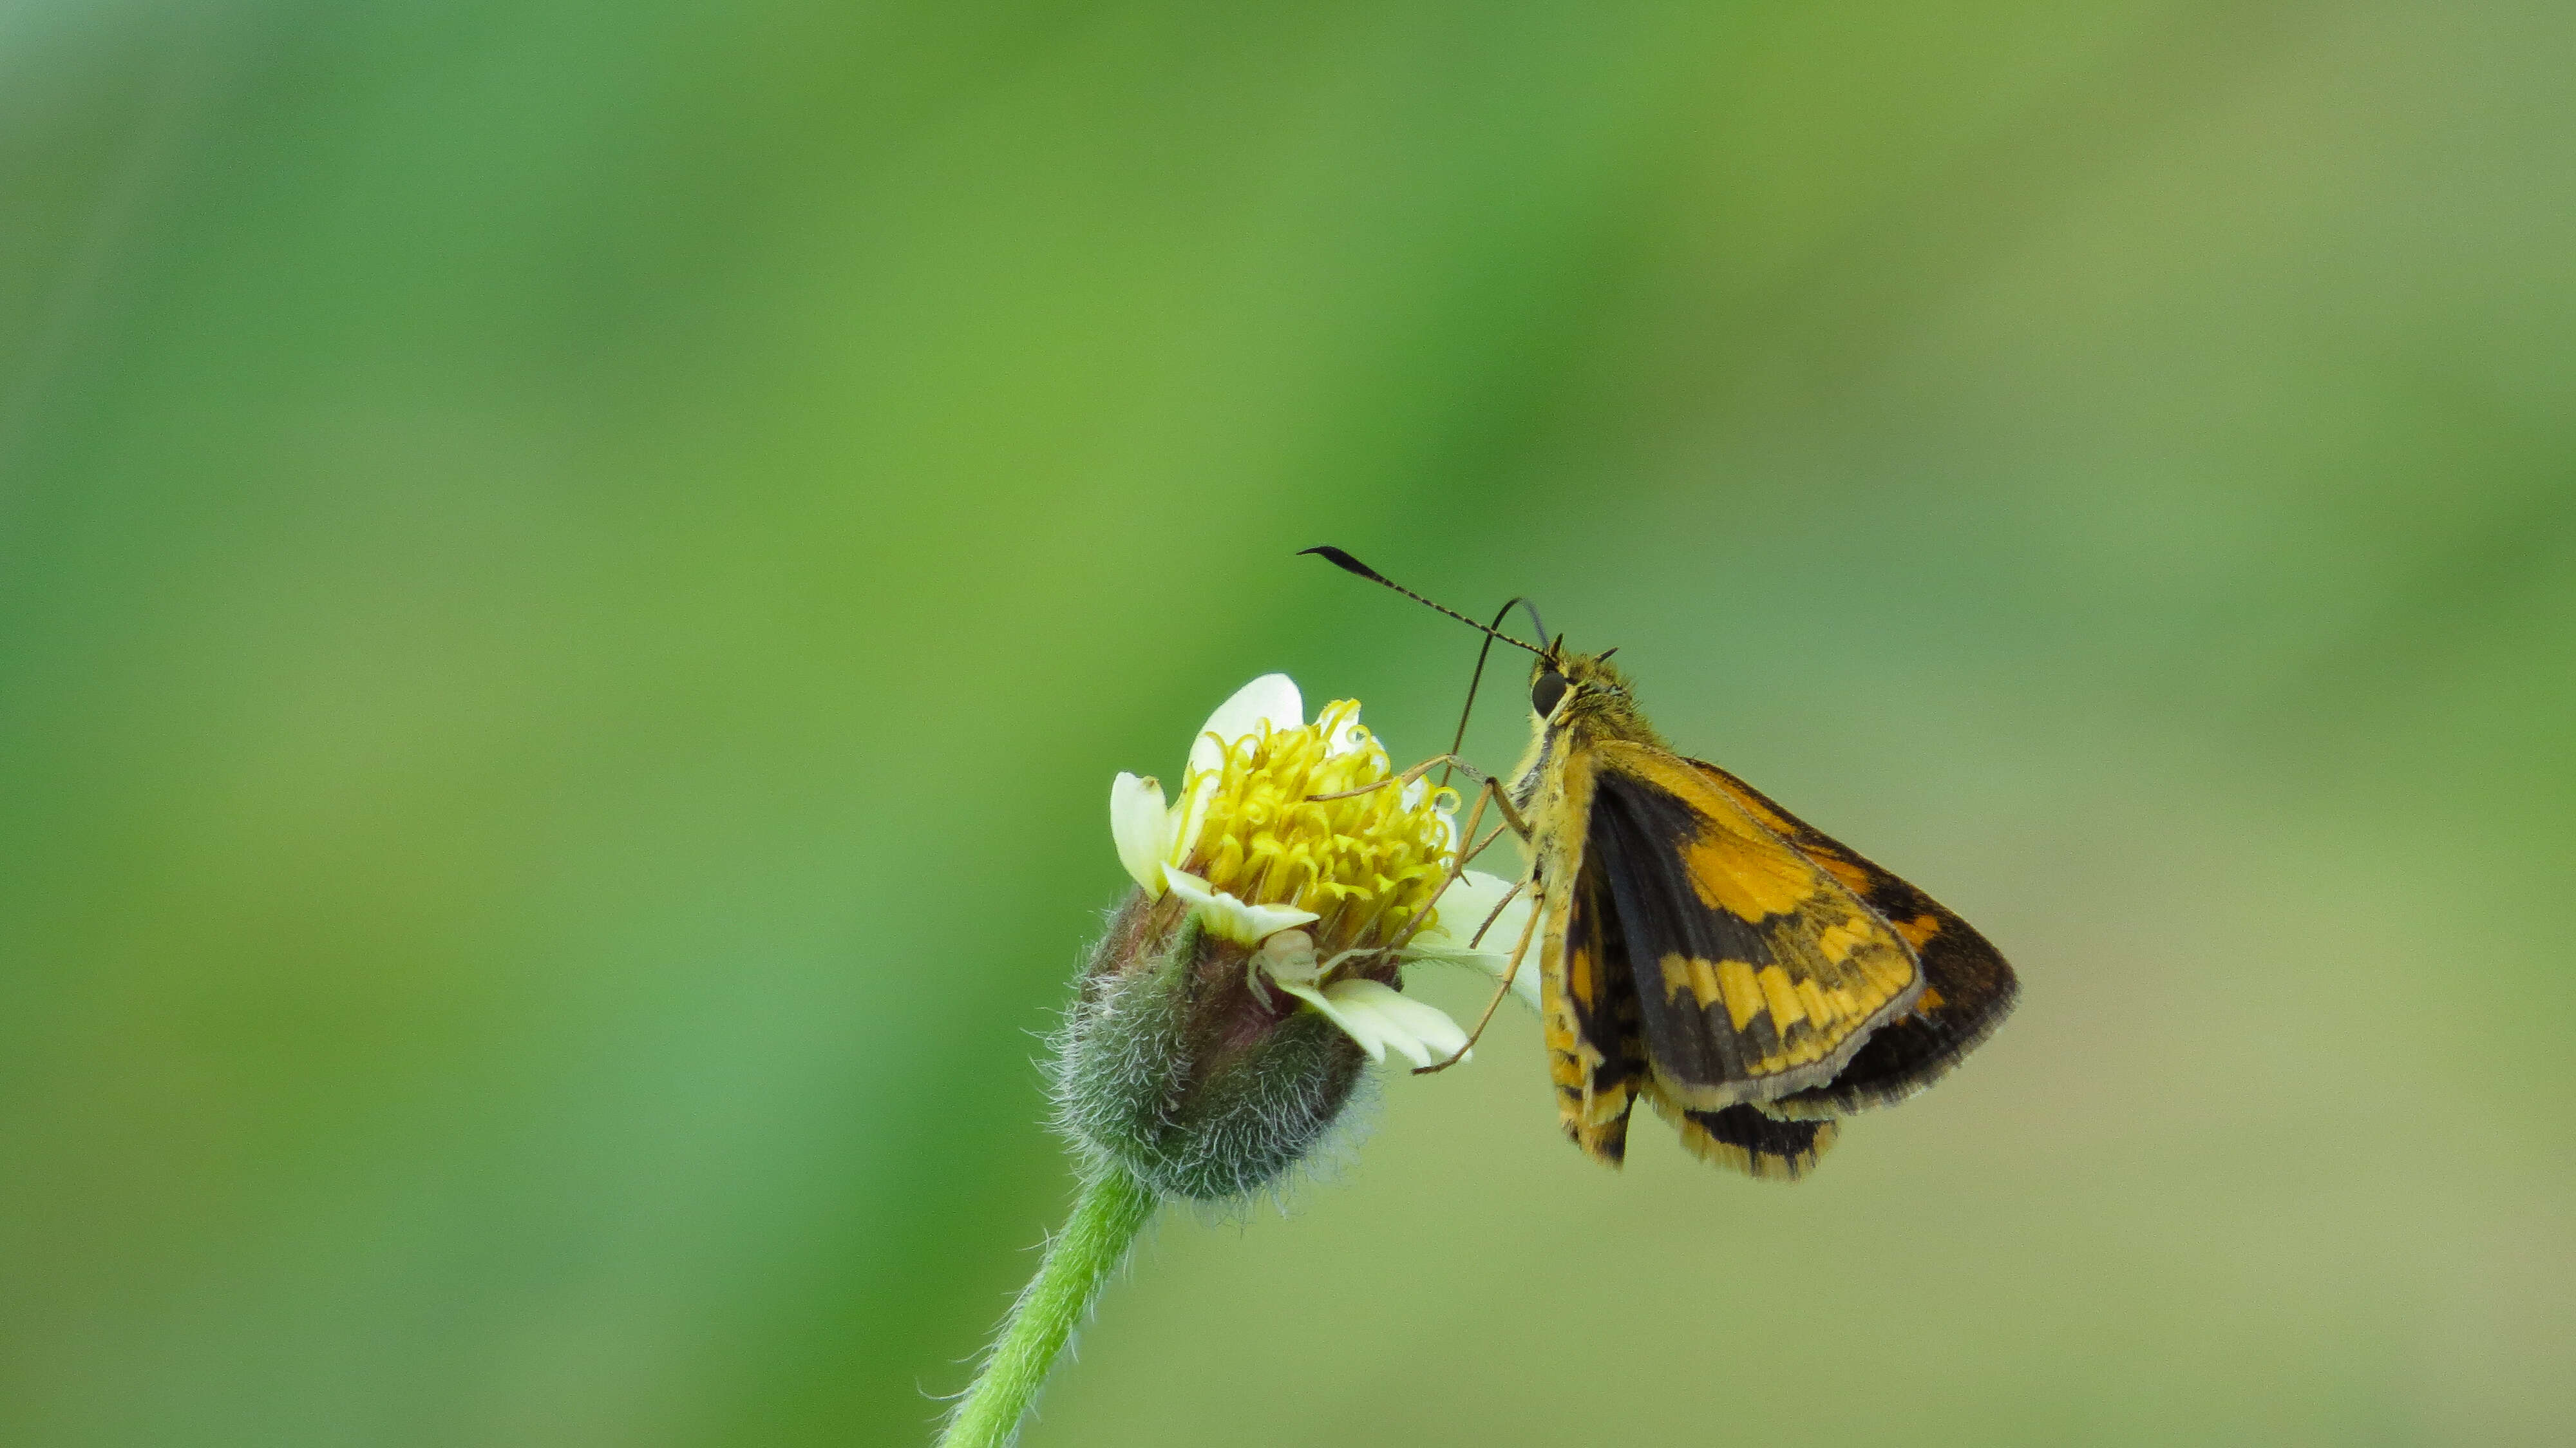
[[1108, 674, 1536, 1066], [1054, 674, 1540, 1201]]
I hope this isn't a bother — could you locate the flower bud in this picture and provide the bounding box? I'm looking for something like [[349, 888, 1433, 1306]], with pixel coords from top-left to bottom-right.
[[1052, 889, 1367, 1201]]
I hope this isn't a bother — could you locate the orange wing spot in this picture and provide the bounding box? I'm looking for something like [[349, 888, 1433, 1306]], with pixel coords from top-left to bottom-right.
[[1716, 958, 1763, 1031], [1797, 977, 1835, 1028], [1684, 837, 1817, 922], [1757, 966, 1806, 1034], [1814, 916, 1878, 964], [1723, 790, 1795, 835], [1756, 1033, 1827, 1075], [1915, 986, 1946, 1013], [1817, 855, 1875, 895], [1566, 940, 1595, 1002], [1574, 1078, 1628, 1128], [1895, 913, 1942, 948], [1660, 953, 1724, 1009], [1543, 1007, 1587, 1092]]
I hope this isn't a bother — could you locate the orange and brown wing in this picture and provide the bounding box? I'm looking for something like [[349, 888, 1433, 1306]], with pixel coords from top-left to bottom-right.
[[1584, 741, 1924, 1114], [1687, 759, 2020, 1118]]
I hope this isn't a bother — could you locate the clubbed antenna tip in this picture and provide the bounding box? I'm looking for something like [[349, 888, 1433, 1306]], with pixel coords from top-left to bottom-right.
[[1297, 546, 1546, 657], [1297, 545, 1385, 584]]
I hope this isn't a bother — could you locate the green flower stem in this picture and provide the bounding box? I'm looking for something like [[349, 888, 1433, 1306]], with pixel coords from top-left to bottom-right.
[[940, 1167, 1157, 1448]]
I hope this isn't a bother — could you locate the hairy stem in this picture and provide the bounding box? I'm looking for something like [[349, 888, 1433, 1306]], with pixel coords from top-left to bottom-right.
[[938, 1167, 1156, 1448]]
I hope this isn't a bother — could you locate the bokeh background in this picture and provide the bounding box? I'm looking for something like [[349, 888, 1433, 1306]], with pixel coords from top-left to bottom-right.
[[6, 2, 2573, 1445]]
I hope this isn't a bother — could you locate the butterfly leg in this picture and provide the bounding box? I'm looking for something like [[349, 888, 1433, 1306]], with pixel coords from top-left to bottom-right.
[[1309, 768, 1546, 1073], [1413, 869, 1544, 1076], [1307, 754, 1538, 839], [1426, 757, 1536, 842], [1376, 774, 1526, 956], [1305, 751, 1467, 803], [1459, 870, 1528, 949]]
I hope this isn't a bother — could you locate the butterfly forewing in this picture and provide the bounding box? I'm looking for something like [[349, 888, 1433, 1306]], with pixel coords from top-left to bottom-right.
[[1684, 759, 2020, 1119], [1585, 742, 1924, 1112]]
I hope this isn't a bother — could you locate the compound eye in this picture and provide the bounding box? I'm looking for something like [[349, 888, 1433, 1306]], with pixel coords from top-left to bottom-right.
[[1531, 670, 1570, 719]]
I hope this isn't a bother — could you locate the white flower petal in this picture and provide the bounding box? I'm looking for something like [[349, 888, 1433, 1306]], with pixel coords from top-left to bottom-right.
[[1189, 674, 1303, 779], [1166, 771, 1216, 867], [1109, 772, 1173, 895], [1408, 870, 1543, 1011], [1324, 979, 1470, 1067], [1412, 868, 1510, 948], [1162, 867, 1320, 946], [1490, 904, 1545, 1009], [1278, 980, 1388, 1063]]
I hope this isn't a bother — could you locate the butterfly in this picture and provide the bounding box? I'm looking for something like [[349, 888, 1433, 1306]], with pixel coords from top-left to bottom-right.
[[1303, 546, 2019, 1179]]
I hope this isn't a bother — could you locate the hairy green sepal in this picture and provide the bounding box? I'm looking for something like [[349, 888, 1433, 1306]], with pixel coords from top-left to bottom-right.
[[1054, 895, 1367, 1201]]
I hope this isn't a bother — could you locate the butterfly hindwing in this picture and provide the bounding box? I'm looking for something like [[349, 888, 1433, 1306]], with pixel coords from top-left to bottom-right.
[[1585, 742, 1924, 1112], [1685, 760, 2020, 1118], [1644, 1092, 1839, 1181], [1533, 745, 1647, 1163], [1546, 862, 1647, 1163]]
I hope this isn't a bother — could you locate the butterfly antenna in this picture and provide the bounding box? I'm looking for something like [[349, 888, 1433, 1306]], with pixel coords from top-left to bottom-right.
[[1298, 546, 1547, 656], [1514, 598, 1548, 649], [1440, 596, 1546, 789]]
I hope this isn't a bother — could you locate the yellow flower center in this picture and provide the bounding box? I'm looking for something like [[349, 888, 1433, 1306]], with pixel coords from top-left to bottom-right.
[[1177, 700, 1457, 948]]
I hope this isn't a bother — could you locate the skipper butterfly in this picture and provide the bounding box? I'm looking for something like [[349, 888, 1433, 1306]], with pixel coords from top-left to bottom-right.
[[1303, 547, 2018, 1179]]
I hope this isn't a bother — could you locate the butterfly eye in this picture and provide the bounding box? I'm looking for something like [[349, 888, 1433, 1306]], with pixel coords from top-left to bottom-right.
[[1531, 670, 1570, 719]]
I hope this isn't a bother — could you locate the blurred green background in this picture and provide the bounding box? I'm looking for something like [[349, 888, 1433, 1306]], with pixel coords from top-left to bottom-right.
[[5, 2, 2572, 1445]]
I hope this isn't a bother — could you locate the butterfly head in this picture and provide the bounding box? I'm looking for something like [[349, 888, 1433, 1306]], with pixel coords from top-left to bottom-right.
[[1528, 644, 1660, 746]]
